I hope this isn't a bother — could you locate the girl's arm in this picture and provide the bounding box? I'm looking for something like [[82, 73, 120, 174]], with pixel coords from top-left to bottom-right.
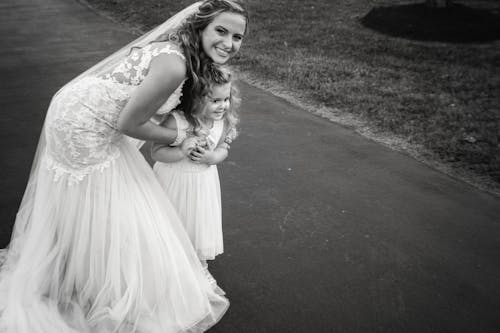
[[151, 114, 198, 163], [116, 54, 186, 144]]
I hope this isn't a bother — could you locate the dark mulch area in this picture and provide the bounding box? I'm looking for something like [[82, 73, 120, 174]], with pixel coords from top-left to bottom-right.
[[361, 3, 500, 43]]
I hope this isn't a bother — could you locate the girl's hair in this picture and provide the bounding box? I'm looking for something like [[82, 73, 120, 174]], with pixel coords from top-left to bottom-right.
[[156, 0, 248, 123], [191, 64, 240, 141]]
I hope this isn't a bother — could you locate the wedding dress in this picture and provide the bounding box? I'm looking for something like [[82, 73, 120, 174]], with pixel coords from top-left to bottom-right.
[[0, 2, 229, 332]]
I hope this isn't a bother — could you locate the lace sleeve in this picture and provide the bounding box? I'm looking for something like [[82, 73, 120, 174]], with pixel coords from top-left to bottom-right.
[[153, 43, 185, 61], [106, 42, 185, 86]]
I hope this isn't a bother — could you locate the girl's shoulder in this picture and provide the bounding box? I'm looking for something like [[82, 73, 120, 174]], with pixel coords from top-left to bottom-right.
[[169, 110, 190, 129], [170, 109, 186, 119]]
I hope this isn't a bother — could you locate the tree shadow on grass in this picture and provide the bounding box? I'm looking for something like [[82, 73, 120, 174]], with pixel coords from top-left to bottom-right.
[[360, 3, 500, 43]]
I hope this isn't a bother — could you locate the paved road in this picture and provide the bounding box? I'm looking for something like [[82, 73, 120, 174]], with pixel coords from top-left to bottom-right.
[[1, 0, 499, 332]]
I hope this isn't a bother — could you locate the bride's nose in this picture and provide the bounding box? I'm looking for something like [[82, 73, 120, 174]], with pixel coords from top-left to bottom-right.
[[221, 36, 232, 50]]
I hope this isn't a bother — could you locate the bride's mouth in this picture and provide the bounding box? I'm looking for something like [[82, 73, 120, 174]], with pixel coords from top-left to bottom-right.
[[215, 47, 230, 58]]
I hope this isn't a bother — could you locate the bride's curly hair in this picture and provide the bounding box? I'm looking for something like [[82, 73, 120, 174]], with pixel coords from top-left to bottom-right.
[[156, 0, 248, 126]]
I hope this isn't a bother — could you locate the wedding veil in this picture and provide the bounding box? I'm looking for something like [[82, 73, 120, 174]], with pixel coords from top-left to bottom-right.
[[0, 1, 202, 267], [62, 1, 202, 90]]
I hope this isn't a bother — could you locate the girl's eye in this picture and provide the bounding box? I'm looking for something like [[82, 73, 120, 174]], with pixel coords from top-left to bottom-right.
[[216, 28, 227, 35], [233, 35, 243, 42]]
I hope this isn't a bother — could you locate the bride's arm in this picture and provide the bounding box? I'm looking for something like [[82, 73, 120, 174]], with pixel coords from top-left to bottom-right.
[[116, 54, 186, 144]]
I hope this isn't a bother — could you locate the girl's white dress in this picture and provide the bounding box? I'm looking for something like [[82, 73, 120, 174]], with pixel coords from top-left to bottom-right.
[[0, 42, 228, 333], [154, 112, 224, 261]]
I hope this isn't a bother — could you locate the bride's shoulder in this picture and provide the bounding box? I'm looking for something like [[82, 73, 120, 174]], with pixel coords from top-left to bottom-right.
[[147, 42, 187, 82], [148, 41, 185, 60]]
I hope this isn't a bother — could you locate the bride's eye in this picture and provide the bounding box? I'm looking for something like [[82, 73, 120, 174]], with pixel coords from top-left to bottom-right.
[[216, 27, 227, 35]]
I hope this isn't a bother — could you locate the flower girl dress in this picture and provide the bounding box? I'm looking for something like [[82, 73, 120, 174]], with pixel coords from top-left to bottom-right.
[[153, 111, 225, 261]]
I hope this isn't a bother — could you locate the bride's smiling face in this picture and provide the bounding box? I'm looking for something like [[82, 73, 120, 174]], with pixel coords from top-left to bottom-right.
[[201, 12, 246, 64]]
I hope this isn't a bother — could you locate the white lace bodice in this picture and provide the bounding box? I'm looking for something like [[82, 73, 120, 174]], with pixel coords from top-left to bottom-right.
[[102, 42, 186, 115], [43, 42, 187, 184]]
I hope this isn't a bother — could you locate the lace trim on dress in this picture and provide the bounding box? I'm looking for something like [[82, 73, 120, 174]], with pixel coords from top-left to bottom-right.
[[102, 43, 186, 116], [170, 128, 187, 147], [169, 111, 190, 146], [156, 80, 185, 115], [42, 149, 120, 186], [104, 43, 185, 86], [155, 44, 185, 60]]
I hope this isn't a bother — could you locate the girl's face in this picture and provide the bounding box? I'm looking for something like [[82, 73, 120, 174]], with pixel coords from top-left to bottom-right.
[[202, 83, 231, 121], [201, 12, 246, 64]]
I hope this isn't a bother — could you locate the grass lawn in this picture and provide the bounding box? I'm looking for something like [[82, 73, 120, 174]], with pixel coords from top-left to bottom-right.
[[82, 0, 500, 191]]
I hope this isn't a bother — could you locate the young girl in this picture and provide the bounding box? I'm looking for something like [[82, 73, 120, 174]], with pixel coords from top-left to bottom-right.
[[152, 65, 239, 285]]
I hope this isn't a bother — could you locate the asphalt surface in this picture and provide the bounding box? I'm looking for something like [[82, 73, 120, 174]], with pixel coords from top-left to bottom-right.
[[1, 0, 500, 332]]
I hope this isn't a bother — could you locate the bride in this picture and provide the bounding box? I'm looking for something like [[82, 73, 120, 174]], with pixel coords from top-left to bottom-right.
[[0, 1, 248, 332]]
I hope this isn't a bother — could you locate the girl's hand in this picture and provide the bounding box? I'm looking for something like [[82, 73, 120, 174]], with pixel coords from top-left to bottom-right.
[[189, 146, 214, 164], [180, 137, 199, 156]]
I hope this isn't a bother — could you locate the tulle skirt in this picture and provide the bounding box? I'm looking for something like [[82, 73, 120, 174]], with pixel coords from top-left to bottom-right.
[[153, 162, 223, 261], [0, 139, 228, 332]]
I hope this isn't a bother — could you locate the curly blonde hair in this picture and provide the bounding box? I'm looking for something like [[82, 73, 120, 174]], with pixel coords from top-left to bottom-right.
[[190, 64, 241, 142]]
